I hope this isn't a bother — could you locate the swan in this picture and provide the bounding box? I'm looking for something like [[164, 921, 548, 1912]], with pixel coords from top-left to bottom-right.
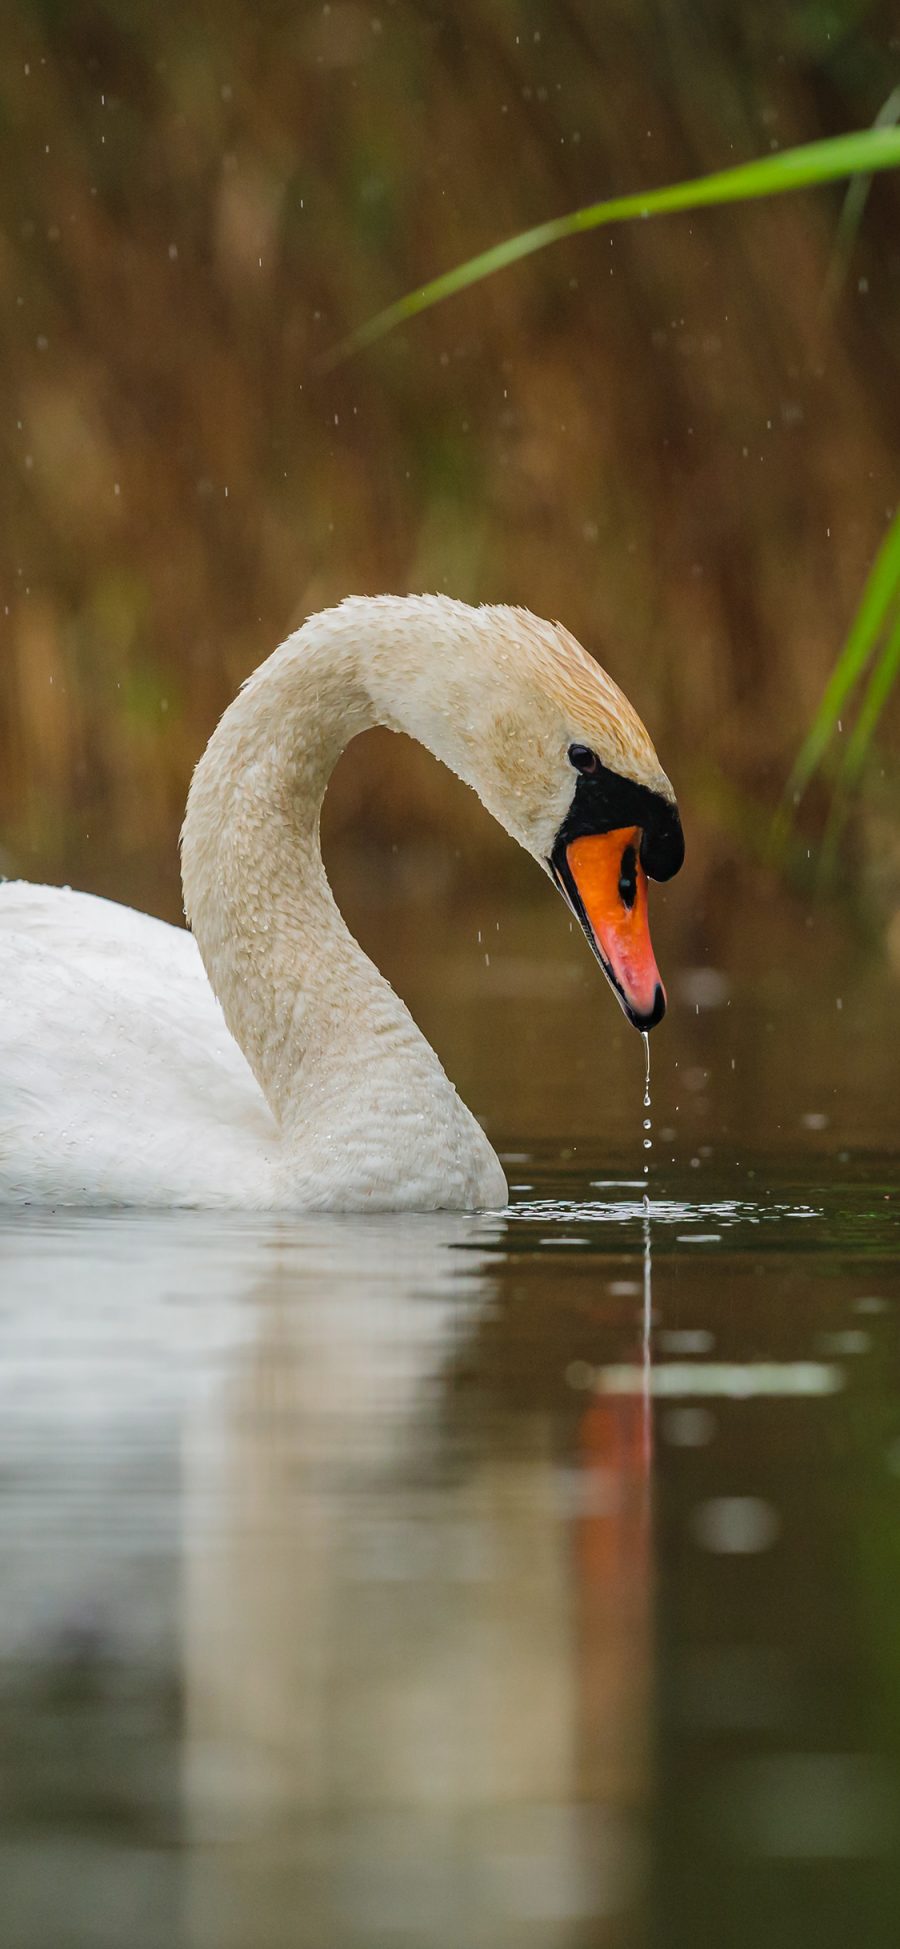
[[0, 595, 683, 1210]]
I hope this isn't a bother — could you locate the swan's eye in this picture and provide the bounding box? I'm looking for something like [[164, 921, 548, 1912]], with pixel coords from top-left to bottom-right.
[[568, 744, 598, 775], [618, 844, 637, 910]]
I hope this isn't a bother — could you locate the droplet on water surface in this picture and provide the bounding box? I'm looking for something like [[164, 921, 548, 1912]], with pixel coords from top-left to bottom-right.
[[692, 1497, 781, 1555], [662, 1407, 716, 1448]]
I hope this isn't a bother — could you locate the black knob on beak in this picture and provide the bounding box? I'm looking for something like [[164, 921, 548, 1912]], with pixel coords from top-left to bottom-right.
[[640, 801, 684, 883]]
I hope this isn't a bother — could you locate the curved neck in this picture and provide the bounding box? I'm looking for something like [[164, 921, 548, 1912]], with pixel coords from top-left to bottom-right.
[[180, 598, 518, 1135]]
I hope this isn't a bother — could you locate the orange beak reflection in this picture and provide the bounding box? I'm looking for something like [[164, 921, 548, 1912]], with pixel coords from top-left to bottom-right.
[[555, 827, 666, 1031]]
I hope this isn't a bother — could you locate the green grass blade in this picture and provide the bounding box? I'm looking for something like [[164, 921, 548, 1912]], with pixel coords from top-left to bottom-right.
[[819, 601, 900, 875], [321, 126, 900, 368], [823, 89, 900, 310], [839, 601, 900, 789], [783, 508, 900, 809]]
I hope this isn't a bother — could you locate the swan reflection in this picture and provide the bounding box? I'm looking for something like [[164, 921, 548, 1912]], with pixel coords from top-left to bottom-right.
[[0, 1209, 653, 1945]]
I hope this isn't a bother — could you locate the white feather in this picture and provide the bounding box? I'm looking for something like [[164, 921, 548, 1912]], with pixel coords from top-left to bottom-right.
[[0, 883, 278, 1207]]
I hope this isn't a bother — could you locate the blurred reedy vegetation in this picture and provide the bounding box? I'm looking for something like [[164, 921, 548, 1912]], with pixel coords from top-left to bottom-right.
[[1, 0, 899, 928]]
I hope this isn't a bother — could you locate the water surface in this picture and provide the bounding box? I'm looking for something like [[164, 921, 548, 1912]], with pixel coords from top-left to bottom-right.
[[2, 1142, 899, 1948]]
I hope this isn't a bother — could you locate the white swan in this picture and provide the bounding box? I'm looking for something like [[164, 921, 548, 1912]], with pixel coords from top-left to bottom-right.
[[0, 595, 683, 1210]]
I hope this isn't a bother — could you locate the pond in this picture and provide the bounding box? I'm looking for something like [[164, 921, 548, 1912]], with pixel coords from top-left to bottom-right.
[[2, 904, 899, 1949]]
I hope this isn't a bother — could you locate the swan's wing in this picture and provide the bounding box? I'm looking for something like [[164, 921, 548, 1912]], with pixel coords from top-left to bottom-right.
[[0, 880, 205, 991], [0, 883, 278, 1206]]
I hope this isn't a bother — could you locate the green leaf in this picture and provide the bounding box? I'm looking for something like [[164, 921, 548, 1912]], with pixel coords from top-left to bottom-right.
[[838, 601, 900, 790], [823, 88, 900, 310], [321, 126, 900, 369], [783, 508, 900, 810], [818, 601, 900, 878]]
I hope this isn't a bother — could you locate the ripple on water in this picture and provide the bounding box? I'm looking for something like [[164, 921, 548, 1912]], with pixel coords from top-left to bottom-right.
[[509, 1195, 821, 1232]]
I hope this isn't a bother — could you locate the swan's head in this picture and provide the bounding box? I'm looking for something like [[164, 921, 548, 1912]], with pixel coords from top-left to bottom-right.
[[345, 594, 683, 1032], [501, 613, 683, 1032], [420, 602, 683, 1033]]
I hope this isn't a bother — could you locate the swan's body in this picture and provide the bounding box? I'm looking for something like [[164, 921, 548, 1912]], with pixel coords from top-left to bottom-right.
[[0, 596, 682, 1210], [0, 883, 284, 1206]]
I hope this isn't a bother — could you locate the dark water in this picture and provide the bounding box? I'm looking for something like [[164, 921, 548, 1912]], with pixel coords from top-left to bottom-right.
[[2, 1140, 899, 1949]]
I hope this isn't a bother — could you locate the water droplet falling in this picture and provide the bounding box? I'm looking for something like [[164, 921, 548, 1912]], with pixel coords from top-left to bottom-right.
[[641, 1031, 654, 1465], [642, 1031, 652, 1176]]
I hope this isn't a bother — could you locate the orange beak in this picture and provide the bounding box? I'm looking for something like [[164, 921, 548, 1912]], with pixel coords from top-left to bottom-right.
[[553, 826, 666, 1031]]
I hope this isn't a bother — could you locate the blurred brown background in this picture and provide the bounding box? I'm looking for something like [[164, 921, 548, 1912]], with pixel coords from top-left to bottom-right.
[[1, 0, 899, 943]]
